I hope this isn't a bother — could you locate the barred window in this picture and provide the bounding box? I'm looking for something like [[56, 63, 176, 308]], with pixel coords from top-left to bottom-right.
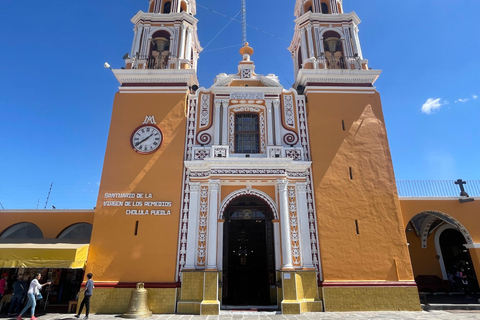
[[235, 113, 260, 153]]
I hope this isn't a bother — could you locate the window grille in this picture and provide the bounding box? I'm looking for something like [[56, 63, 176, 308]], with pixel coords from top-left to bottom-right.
[[235, 113, 260, 153]]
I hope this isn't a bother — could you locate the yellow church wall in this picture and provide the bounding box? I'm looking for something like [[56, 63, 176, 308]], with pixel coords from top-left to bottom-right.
[[306, 91, 414, 283], [0, 210, 94, 238], [322, 286, 420, 311], [406, 230, 442, 278], [79, 287, 177, 314], [400, 199, 480, 241], [86, 91, 189, 284]]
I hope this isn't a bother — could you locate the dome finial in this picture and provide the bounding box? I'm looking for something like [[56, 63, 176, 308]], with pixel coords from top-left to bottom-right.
[[239, 42, 254, 58]]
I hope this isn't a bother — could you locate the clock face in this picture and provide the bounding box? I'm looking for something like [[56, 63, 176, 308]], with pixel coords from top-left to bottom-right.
[[131, 124, 163, 154]]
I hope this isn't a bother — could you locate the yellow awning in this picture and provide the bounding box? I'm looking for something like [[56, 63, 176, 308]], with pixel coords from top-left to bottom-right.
[[0, 243, 89, 269]]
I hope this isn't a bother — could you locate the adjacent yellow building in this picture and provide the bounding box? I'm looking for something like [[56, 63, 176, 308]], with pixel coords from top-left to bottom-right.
[[1, 0, 479, 315]]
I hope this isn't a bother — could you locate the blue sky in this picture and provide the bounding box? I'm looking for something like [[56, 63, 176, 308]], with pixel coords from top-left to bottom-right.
[[0, 0, 479, 209]]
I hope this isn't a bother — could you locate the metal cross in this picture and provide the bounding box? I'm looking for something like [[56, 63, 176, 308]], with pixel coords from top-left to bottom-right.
[[454, 179, 470, 197]]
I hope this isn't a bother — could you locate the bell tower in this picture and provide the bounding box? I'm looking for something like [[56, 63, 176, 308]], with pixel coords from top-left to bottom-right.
[[125, 0, 201, 73], [85, 1, 202, 314], [289, 0, 421, 312], [289, 0, 370, 80]]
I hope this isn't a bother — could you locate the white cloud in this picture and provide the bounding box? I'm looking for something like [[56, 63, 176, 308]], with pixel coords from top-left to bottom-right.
[[473, 94, 478, 100], [455, 98, 469, 103], [421, 98, 445, 114]]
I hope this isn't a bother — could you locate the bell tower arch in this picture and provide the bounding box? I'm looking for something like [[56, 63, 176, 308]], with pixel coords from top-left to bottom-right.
[[128, 0, 201, 74], [290, 0, 367, 78]]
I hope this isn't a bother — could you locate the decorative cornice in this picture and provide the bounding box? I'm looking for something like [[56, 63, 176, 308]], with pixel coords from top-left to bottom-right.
[[212, 74, 282, 90], [295, 68, 382, 87], [211, 86, 284, 95], [112, 69, 197, 87], [185, 158, 312, 172], [295, 12, 361, 27], [131, 11, 198, 26]]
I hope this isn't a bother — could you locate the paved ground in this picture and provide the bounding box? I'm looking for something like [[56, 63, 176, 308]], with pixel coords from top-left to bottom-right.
[[3, 311, 480, 320]]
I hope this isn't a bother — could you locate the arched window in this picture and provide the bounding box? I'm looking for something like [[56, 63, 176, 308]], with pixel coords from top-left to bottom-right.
[[304, 1, 313, 13], [323, 31, 346, 69], [148, 30, 171, 69], [57, 223, 93, 240], [163, 1, 171, 14], [180, 1, 187, 13], [297, 47, 303, 70], [235, 113, 260, 153], [0, 222, 43, 239], [321, 2, 329, 14]]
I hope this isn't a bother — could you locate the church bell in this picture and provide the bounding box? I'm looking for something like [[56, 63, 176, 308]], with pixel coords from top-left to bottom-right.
[[324, 37, 341, 53], [121, 283, 152, 319]]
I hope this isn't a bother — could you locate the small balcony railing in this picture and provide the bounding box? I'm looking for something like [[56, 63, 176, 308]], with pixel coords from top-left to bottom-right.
[[309, 54, 368, 71], [126, 54, 194, 70], [396, 180, 480, 197], [139, 53, 170, 70], [191, 145, 305, 161], [325, 55, 347, 70]]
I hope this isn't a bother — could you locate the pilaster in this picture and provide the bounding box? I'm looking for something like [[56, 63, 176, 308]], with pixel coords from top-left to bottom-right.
[[300, 28, 308, 63], [178, 23, 187, 61], [278, 179, 293, 269], [185, 182, 200, 269], [296, 182, 314, 268], [213, 100, 221, 145], [206, 180, 220, 269], [273, 100, 281, 146], [306, 25, 315, 58]]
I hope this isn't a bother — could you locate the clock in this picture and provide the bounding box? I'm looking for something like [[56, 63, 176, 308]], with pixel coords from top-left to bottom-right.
[[131, 124, 163, 154]]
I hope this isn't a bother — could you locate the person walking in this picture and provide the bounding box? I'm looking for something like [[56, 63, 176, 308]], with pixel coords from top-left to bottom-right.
[[16, 273, 51, 320], [75, 273, 94, 320], [0, 272, 8, 301], [8, 275, 27, 316]]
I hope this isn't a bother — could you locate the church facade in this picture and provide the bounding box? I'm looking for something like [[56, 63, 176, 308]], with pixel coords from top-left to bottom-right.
[[1, 0, 479, 315]]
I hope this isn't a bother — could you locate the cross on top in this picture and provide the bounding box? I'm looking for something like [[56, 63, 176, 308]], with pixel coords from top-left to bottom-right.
[[454, 179, 470, 197]]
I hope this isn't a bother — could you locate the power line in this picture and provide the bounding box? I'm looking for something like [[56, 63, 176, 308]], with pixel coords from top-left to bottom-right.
[[203, 44, 243, 53], [197, 4, 290, 44], [203, 10, 242, 50]]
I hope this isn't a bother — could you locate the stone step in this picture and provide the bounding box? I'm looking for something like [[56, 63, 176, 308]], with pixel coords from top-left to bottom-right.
[[422, 303, 480, 311]]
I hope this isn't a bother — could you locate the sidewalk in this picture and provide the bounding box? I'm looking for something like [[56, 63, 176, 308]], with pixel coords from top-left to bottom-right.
[[3, 311, 480, 320]]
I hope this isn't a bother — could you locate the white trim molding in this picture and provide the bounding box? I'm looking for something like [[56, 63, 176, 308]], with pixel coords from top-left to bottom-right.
[[464, 243, 480, 249], [112, 69, 198, 87], [295, 68, 382, 87]]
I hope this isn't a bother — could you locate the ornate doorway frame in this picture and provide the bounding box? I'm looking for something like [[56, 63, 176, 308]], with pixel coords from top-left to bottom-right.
[[217, 187, 280, 273]]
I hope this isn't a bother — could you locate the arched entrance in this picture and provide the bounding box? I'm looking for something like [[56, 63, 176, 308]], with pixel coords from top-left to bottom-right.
[[406, 210, 479, 293], [437, 227, 479, 292], [222, 195, 276, 306]]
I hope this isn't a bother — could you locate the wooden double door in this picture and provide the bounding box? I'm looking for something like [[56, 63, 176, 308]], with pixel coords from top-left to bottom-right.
[[222, 196, 276, 306]]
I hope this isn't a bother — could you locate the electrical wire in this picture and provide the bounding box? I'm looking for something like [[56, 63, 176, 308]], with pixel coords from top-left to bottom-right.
[[202, 10, 242, 50], [203, 44, 242, 53], [197, 4, 290, 44]]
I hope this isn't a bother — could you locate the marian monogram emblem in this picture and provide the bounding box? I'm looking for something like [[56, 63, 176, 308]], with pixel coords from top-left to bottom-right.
[[143, 115, 156, 124]]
